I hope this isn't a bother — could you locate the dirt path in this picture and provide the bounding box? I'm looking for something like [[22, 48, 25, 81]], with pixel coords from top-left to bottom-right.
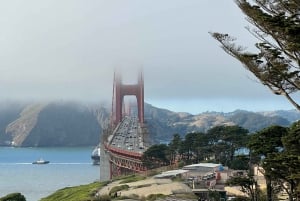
[[98, 177, 192, 197]]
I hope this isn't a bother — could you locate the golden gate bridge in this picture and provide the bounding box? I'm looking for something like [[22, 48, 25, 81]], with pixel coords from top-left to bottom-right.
[[100, 70, 149, 180]]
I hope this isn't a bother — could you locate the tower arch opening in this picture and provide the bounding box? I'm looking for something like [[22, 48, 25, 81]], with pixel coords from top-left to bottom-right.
[[112, 70, 144, 125]]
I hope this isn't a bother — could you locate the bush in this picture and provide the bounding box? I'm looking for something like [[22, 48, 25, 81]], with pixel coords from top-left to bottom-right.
[[133, 184, 152, 189], [94, 194, 111, 201], [0, 193, 26, 201], [171, 175, 183, 182], [109, 185, 129, 196], [146, 194, 166, 201]]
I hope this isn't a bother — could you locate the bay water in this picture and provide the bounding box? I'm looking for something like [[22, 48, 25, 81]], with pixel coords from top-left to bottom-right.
[[0, 146, 100, 201]]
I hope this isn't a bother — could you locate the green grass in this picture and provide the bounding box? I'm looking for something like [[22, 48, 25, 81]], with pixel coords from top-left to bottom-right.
[[40, 182, 105, 201], [118, 174, 146, 184]]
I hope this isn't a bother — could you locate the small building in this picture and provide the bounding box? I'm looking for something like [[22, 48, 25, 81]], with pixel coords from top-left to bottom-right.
[[182, 163, 223, 179], [183, 163, 222, 172], [154, 169, 189, 178]]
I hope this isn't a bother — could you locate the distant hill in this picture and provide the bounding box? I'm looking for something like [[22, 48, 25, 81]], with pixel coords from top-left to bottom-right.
[[144, 104, 294, 143], [0, 101, 108, 147], [0, 101, 298, 146]]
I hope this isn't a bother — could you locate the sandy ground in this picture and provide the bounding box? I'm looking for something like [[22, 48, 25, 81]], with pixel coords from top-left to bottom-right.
[[98, 177, 192, 197], [224, 186, 247, 197]]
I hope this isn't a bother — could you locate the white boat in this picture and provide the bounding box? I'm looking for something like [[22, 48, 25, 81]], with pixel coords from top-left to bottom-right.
[[32, 158, 50, 165], [91, 145, 100, 165]]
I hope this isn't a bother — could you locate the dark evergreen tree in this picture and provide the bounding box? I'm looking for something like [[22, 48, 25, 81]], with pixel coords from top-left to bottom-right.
[[141, 144, 169, 169], [226, 175, 260, 201], [211, 0, 300, 110], [168, 133, 182, 164], [206, 125, 249, 166], [282, 121, 300, 199], [247, 125, 288, 201], [180, 132, 198, 163]]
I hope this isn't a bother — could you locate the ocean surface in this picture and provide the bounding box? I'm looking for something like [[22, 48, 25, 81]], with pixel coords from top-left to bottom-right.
[[0, 146, 99, 201]]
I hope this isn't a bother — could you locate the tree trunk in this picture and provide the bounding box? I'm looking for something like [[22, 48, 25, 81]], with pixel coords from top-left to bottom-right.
[[266, 176, 272, 201]]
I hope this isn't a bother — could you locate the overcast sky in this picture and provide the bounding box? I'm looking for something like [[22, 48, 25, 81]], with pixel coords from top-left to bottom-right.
[[0, 0, 296, 114]]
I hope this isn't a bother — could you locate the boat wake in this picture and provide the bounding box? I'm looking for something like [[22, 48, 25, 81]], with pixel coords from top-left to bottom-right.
[[0, 162, 93, 165], [50, 162, 92, 165]]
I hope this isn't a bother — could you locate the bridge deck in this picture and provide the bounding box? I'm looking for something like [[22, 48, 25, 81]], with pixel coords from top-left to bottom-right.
[[107, 116, 146, 156], [100, 116, 147, 179]]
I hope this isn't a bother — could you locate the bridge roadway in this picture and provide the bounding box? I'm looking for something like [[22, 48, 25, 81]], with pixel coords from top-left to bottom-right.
[[102, 116, 147, 179]]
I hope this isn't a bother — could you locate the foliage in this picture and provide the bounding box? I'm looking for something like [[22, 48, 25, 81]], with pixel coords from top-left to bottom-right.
[[143, 125, 249, 170], [94, 194, 111, 201], [142, 144, 169, 169], [208, 190, 221, 201], [146, 194, 166, 201], [118, 174, 146, 184], [229, 196, 251, 201], [168, 133, 182, 164], [170, 193, 198, 200], [226, 174, 260, 201], [230, 155, 250, 170], [0, 193, 26, 201], [109, 185, 129, 196], [247, 125, 287, 201], [206, 125, 249, 166], [133, 184, 152, 189], [171, 175, 184, 182], [247, 123, 300, 200], [211, 0, 300, 111], [250, 125, 286, 152], [281, 121, 300, 199], [40, 182, 102, 201]]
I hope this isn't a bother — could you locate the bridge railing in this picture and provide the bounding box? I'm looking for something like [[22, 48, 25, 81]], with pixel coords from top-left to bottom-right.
[[104, 143, 143, 160]]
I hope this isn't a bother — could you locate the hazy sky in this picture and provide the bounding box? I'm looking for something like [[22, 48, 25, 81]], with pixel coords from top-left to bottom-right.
[[0, 1, 296, 114]]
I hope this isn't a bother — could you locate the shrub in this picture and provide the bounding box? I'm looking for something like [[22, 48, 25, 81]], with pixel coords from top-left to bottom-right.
[[94, 194, 111, 201], [0, 193, 26, 201], [146, 194, 166, 201], [133, 184, 152, 189], [109, 185, 129, 196]]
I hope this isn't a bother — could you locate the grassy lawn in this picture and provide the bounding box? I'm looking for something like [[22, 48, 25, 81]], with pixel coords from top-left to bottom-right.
[[40, 181, 107, 201]]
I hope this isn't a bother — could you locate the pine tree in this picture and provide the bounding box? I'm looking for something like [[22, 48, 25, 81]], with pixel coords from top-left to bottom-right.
[[211, 0, 300, 110]]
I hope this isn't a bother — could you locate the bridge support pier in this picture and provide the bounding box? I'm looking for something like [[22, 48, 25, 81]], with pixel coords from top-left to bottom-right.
[[99, 144, 111, 181]]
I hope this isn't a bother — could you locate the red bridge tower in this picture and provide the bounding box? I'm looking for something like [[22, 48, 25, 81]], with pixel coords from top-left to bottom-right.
[[112, 71, 144, 125]]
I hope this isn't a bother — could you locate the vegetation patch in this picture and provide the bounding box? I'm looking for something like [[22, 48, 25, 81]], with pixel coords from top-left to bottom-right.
[[171, 176, 184, 182], [146, 194, 166, 201], [0, 193, 26, 201], [169, 193, 198, 199], [119, 174, 146, 184], [133, 184, 152, 189], [112, 174, 135, 181], [95, 194, 111, 201], [109, 185, 129, 196], [40, 182, 103, 201]]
